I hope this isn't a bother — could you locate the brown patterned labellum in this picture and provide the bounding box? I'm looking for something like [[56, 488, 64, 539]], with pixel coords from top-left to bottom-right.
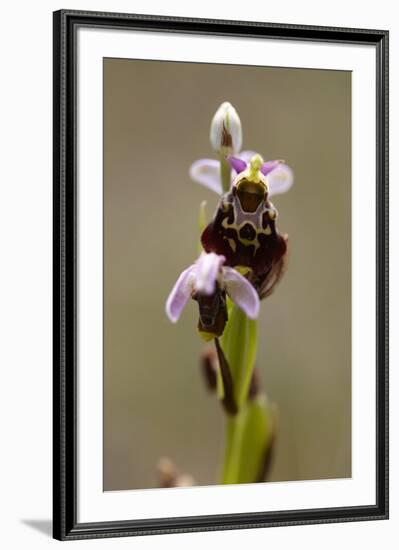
[[201, 186, 288, 298]]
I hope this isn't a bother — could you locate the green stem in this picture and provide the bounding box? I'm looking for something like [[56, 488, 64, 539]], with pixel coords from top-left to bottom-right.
[[220, 416, 235, 484], [221, 393, 272, 485], [238, 318, 257, 408], [219, 303, 258, 484], [221, 414, 246, 483]]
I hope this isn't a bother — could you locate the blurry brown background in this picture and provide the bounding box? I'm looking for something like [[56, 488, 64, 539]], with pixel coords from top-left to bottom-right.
[[103, 59, 351, 491]]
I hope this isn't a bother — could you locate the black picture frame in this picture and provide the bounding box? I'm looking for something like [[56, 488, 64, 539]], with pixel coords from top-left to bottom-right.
[[53, 9, 389, 541]]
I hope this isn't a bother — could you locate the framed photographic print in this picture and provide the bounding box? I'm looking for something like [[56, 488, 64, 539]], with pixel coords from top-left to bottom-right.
[[53, 9, 389, 540]]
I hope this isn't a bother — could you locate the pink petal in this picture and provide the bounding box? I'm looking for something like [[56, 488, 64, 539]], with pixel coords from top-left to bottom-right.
[[195, 252, 225, 295], [261, 160, 280, 176], [228, 155, 247, 174], [189, 159, 222, 194], [223, 267, 260, 319], [165, 265, 196, 323], [267, 164, 294, 197]]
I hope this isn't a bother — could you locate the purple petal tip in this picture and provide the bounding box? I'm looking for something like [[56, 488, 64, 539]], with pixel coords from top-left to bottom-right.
[[228, 156, 247, 174], [261, 160, 281, 177]]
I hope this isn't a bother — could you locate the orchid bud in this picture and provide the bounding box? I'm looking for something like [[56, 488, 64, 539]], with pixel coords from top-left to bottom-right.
[[200, 345, 218, 392], [209, 102, 242, 154], [157, 457, 178, 488], [157, 457, 195, 488]]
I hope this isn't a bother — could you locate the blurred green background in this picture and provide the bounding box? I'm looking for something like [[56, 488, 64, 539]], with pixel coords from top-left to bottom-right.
[[103, 59, 351, 491]]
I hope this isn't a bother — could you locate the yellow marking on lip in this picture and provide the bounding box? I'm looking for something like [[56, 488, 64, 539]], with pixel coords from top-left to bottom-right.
[[234, 265, 252, 277], [268, 208, 277, 220], [239, 237, 256, 247], [222, 235, 237, 253], [236, 225, 260, 251], [228, 238, 236, 252], [222, 217, 231, 229]]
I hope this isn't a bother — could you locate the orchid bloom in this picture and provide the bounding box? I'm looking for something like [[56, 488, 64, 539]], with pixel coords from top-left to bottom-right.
[[189, 150, 294, 197], [165, 252, 260, 323]]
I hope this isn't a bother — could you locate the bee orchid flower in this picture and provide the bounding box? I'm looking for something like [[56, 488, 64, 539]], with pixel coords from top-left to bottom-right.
[[189, 150, 294, 197], [163, 100, 291, 482], [165, 252, 260, 326]]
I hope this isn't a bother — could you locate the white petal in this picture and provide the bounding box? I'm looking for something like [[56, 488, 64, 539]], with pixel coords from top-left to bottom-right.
[[223, 267, 260, 319], [228, 107, 243, 154], [189, 159, 223, 194], [195, 252, 225, 295], [165, 265, 196, 323], [267, 164, 294, 197]]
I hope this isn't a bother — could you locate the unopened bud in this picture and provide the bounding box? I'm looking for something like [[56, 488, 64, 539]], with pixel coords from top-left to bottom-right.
[[175, 474, 195, 487], [210, 101, 242, 154], [157, 457, 178, 488], [200, 345, 218, 392], [157, 457, 195, 488]]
